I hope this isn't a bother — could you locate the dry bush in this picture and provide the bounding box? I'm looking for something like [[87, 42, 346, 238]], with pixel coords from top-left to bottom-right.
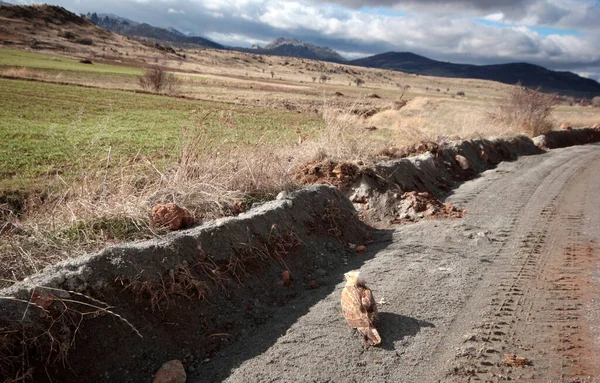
[[138, 65, 180, 94], [311, 100, 377, 161], [490, 85, 557, 136]]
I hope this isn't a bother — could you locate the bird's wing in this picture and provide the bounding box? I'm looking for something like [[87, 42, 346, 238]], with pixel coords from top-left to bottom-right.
[[360, 287, 377, 314], [341, 287, 371, 328]]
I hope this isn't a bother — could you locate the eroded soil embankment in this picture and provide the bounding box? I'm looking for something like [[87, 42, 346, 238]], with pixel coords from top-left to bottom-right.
[[0, 185, 374, 382]]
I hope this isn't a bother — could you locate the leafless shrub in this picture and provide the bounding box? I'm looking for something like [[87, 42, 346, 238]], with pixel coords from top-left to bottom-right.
[[138, 65, 180, 94], [490, 85, 557, 136]]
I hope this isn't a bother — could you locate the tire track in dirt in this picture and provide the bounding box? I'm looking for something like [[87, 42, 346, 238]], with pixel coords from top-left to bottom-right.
[[445, 145, 600, 382]]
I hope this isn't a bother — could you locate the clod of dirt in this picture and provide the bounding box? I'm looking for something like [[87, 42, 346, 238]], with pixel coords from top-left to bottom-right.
[[153, 360, 186, 383], [502, 354, 532, 368], [309, 280, 318, 289], [282, 270, 292, 286], [355, 245, 367, 254], [364, 126, 378, 131], [32, 287, 54, 310], [151, 203, 193, 230], [455, 154, 470, 170], [294, 160, 359, 192], [396, 191, 466, 222], [333, 91, 344, 97], [367, 93, 381, 99]]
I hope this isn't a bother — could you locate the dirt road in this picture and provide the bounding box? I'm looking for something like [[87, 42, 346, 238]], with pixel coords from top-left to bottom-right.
[[193, 143, 600, 383]]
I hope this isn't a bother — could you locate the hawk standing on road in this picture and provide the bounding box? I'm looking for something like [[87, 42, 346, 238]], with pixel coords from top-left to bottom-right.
[[341, 271, 381, 346]]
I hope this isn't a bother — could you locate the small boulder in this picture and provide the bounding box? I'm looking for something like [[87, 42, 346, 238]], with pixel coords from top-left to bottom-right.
[[151, 203, 193, 230], [153, 360, 186, 383]]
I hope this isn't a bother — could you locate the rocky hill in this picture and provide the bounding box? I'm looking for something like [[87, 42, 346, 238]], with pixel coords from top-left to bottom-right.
[[235, 37, 346, 63], [350, 52, 600, 98]]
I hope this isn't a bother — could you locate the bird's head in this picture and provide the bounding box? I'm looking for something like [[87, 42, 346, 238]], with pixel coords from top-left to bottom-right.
[[344, 270, 365, 286]]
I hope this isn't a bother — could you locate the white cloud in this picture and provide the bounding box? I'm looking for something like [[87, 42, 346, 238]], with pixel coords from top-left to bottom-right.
[[167, 8, 184, 14]]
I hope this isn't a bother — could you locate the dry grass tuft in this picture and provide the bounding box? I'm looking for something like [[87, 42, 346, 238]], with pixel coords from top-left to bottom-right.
[[2, 67, 49, 80]]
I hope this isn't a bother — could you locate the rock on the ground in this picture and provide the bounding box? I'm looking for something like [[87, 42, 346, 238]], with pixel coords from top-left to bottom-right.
[[151, 203, 193, 230], [153, 360, 186, 383]]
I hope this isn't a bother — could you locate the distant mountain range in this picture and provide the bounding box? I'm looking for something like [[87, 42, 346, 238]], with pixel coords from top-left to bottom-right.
[[3, 5, 599, 98], [350, 52, 600, 98], [241, 38, 346, 63], [85, 13, 224, 50]]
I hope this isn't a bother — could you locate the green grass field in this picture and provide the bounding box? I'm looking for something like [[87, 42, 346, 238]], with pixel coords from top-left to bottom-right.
[[0, 77, 323, 192], [0, 47, 142, 75]]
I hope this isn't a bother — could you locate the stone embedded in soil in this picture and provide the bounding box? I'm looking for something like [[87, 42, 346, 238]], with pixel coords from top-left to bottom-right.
[[355, 245, 367, 254], [309, 280, 319, 289], [153, 360, 186, 383], [455, 154, 470, 170], [533, 135, 548, 149], [281, 270, 292, 286], [478, 150, 488, 162], [151, 203, 193, 230]]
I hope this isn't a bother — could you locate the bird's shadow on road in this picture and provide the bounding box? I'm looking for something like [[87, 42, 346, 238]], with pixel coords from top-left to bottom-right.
[[377, 312, 435, 350]]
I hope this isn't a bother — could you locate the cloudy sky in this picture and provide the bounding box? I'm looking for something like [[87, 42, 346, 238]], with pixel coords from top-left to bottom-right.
[[14, 0, 600, 81]]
